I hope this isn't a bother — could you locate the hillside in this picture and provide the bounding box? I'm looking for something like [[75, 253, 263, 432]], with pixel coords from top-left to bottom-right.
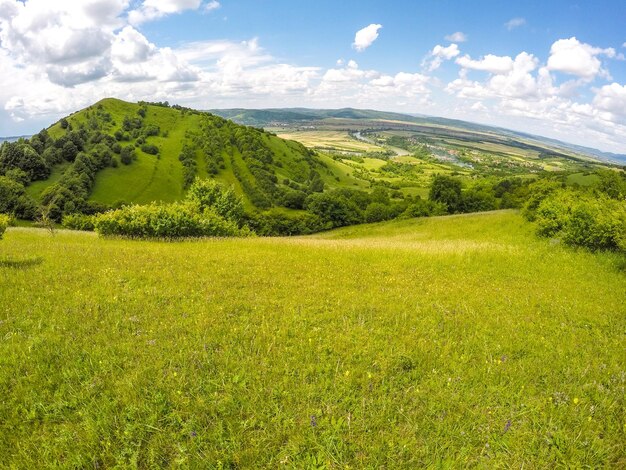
[[1, 210, 625, 467], [3, 98, 349, 220], [1, 98, 622, 236]]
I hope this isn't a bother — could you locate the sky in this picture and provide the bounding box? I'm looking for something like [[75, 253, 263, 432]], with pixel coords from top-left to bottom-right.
[[0, 0, 625, 153]]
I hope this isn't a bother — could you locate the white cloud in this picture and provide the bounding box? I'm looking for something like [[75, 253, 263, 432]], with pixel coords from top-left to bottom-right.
[[546, 37, 615, 80], [205, 0, 220, 11], [505, 17, 526, 31], [111, 26, 156, 64], [369, 72, 430, 96], [352, 24, 382, 52], [593, 83, 626, 117], [444, 32, 467, 43], [128, 0, 203, 24], [0, 2, 624, 154], [456, 54, 515, 74], [424, 43, 460, 71]]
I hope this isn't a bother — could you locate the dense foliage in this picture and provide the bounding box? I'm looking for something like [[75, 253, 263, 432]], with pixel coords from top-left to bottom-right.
[[93, 179, 250, 239], [0, 214, 11, 239], [523, 171, 626, 252], [93, 202, 248, 239]]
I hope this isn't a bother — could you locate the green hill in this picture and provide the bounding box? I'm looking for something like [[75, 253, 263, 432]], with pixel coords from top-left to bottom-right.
[[20, 98, 345, 214]]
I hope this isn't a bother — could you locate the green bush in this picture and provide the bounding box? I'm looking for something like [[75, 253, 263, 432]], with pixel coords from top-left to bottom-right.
[[305, 191, 362, 228], [186, 179, 245, 225], [140, 144, 159, 155], [535, 189, 626, 251], [0, 214, 11, 239], [62, 213, 95, 231], [250, 209, 324, 236], [93, 202, 250, 239]]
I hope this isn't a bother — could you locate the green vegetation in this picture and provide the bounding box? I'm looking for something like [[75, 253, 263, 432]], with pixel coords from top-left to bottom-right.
[[0, 213, 11, 238], [1, 211, 625, 467], [93, 179, 249, 239], [524, 170, 626, 252], [2, 98, 624, 238]]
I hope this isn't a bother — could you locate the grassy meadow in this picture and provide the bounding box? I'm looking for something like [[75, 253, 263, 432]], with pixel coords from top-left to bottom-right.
[[1, 211, 625, 467]]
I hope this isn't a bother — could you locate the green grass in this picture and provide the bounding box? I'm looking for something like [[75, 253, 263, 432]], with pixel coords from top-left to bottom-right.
[[1, 211, 625, 467], [26, 162, 70, 201], [566, 172, 601, 187]]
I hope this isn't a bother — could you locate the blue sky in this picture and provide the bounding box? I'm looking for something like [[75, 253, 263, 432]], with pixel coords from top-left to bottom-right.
[[0, 0, 625, 152]]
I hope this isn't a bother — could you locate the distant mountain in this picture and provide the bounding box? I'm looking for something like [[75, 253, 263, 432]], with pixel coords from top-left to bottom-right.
[[210, 108, 626, 165]]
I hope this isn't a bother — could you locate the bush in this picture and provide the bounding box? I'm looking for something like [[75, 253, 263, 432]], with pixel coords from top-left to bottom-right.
[[402, 198, 447, 218], [535, 189, 626, 251], [186, 179, 245, 225], [0, 214, 12, 239], [94, 202, 250, 239], [141, 144, 159, 155], [250, 210, 324, 236], [305, 191, 362, 228], [62, 213, 95, 231]]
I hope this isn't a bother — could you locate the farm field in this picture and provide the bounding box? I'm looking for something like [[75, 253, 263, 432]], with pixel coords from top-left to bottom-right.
[[275, 130, 384, 153], [1, 211, 625, 467]]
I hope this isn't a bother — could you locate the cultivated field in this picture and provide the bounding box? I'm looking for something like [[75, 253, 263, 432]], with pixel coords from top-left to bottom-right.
[[1, 211, 625, 467], [276, 130, 384, 153]]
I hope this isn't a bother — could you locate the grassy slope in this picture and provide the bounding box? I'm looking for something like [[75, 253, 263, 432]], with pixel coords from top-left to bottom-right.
[[1, 211, 625, 467], [32, 98, 367, 208]]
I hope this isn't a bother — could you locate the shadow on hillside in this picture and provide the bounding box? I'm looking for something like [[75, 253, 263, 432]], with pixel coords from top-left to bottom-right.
[[0, 257, 44, 269]]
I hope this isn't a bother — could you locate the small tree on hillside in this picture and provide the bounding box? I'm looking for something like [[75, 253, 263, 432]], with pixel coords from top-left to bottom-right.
[[429, 175, 462, 213]]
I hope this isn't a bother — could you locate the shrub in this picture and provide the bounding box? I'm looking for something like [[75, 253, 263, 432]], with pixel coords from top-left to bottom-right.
[[305, 191, 362, 228], [93, 202, 250, 239], [186, 179, 245, 225], [535, 189, 626, 251], [62, 213, 95, 231], [141, 144, 159, 155], [402, 199, 447, 218], [0, 214, 12, 239], [249, 210, 324, 236]]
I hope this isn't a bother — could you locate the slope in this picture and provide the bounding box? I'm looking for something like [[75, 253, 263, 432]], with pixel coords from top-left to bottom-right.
[[1, 210, 624, 467], [11, 98, 358, 218]]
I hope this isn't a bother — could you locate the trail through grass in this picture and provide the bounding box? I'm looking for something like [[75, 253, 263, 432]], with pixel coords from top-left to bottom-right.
[[0, 211, 624, 467]]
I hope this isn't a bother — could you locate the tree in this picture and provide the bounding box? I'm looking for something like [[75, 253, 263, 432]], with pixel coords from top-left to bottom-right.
[[305, 191, 362, 228], [429, 175, 462, 213]]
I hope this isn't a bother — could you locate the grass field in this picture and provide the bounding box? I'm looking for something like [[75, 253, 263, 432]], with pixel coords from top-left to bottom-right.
[[277, 130, 384, 153], [1, 211, 625, 467]]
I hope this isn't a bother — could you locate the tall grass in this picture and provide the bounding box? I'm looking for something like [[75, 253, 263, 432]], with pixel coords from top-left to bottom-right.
[[0, 211, 624, 467]]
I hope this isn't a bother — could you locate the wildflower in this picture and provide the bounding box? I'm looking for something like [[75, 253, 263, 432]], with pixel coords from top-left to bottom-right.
[[573, 397, 579, 405], [504, 419, 511, 433], [310, 415, 317, 428]]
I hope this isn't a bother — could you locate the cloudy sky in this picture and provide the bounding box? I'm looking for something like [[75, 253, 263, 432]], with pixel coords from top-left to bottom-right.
[[1, 0, 625, 153]]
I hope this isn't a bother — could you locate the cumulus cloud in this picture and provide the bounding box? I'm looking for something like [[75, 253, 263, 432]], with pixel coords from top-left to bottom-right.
[[444, 32, 467, 43], [128, 0, 203, 24], [368, 72, 430, 96], [111, 26, 156, 63], [505, 17, 526, 30], [547, 37, 615, 80], [456, 54, 515, 74], [593, 83, 626, 117], [0, 1, 624, 153], [424, 43, 460, 71], [352, 24, 382, 52]]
